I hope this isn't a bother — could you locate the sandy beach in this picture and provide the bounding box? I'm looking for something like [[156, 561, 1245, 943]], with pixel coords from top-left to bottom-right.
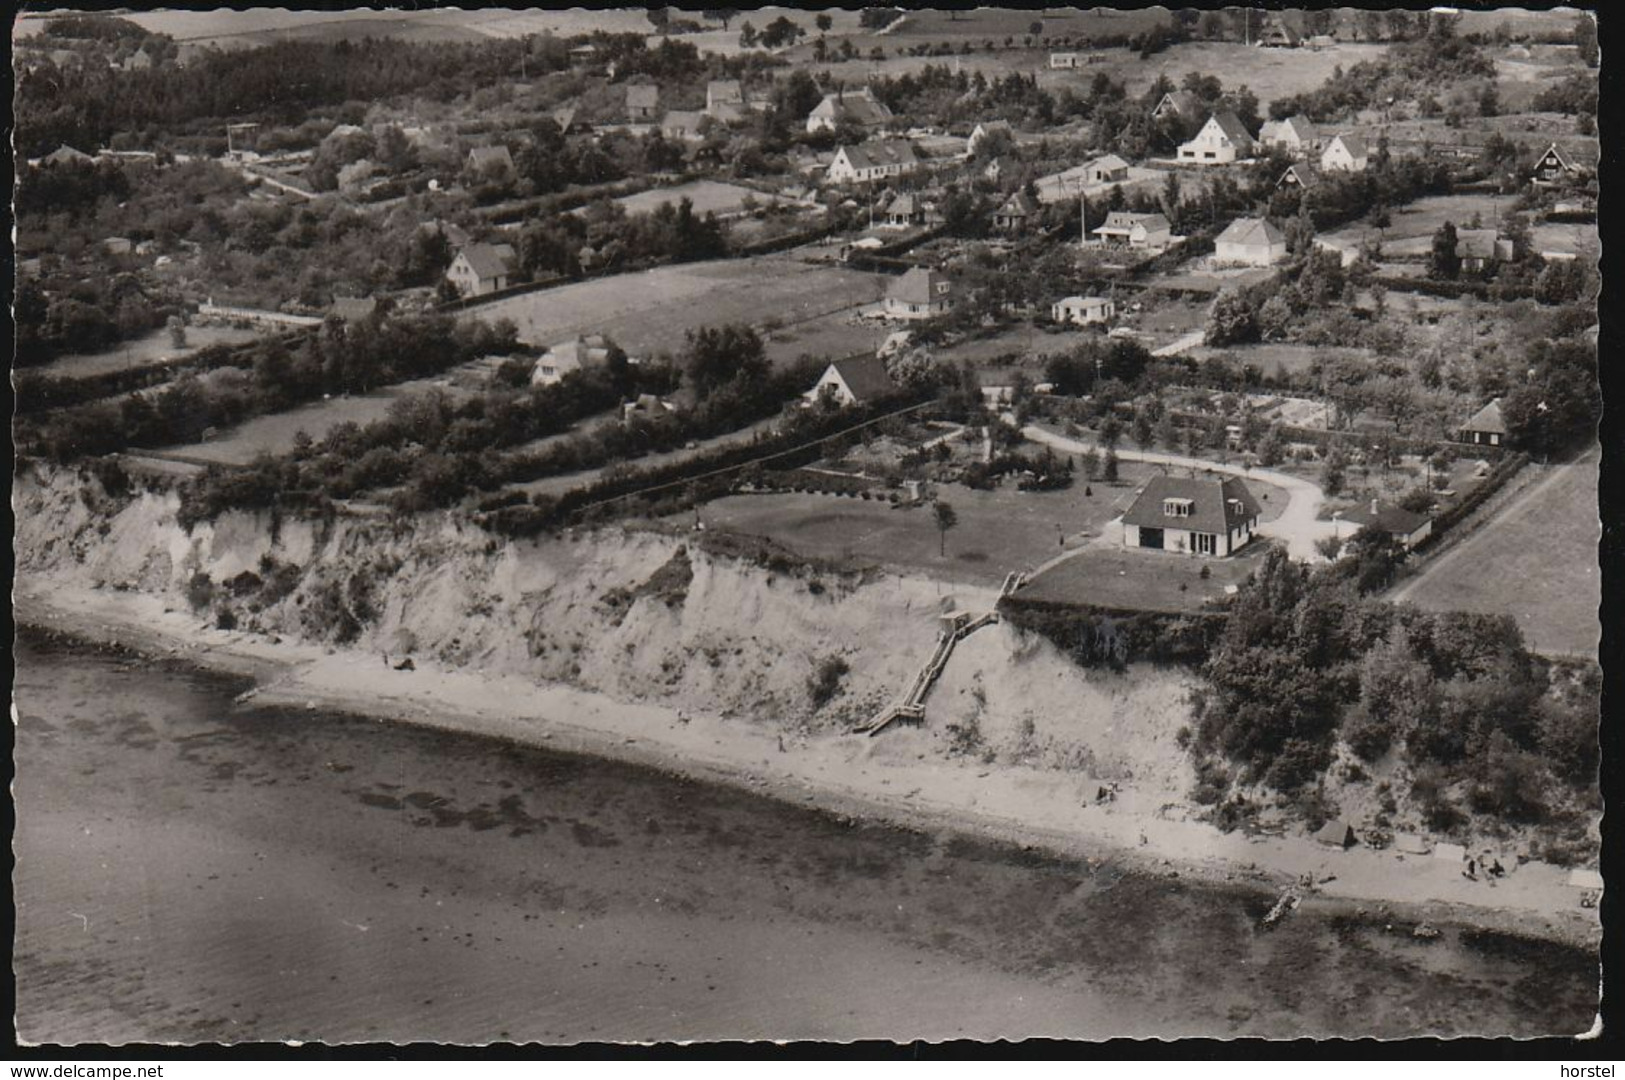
[[13, 579, 1602, 955]]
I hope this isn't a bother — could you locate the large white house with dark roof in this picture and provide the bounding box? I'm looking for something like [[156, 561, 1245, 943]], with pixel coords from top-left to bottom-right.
[[884, 267, 953, 320], [1178, 111, 1255, 165], [1320, 133, 1369, 172], [827, 139, 920, 184], [806, 88, 893, 134], [1258, 115, 1321, 156], [446, 242, 517, 297], [1214, 217, 1287, 266], [1122, 475, 1262, 557]]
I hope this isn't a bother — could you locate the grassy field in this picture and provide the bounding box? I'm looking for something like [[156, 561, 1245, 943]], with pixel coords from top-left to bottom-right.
[[115, 8, 652, 44], [1394, 448, 1600, 658], [35, 325, 264, 381], [1017, 539, 1269, 613], [469, 255, 888, 362], [702, 465, 1160, 587], [175, 377, 474, 467], [1187, 343, 1367, 380], [582, 181, 803, 220], [1323, 193, 1510, 252]]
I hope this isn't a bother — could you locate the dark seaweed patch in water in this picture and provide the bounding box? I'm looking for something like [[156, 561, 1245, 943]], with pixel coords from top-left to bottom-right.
[[359, 792, 402, 810]]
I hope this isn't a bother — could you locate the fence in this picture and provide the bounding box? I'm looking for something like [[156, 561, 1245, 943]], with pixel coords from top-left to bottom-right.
[[196, 302, 323, 329]]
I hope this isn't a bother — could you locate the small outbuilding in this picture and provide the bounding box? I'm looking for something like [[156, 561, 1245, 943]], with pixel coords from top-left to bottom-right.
[[1393, 833, 1430, 855], [1459, 398, 1507, 447], [1432, 842, 1467, 863], [1315, 820, 1357, 849], [1214, 217, 1287, 266]]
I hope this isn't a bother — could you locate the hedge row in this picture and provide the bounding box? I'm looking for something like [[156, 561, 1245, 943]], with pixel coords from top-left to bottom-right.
[[1414, 451, 1530, 551], [15, 332, 308, 415]]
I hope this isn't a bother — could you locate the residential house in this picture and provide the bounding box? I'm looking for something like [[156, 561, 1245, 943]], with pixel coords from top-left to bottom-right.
[[1307, 33, 1337, 50], [337, 158, 378, 191], [1122, 475, 1262, 557], [806, 88, 893, 134], [1340, 499, 1434, 550], [1151, 90, 1204, 125], [1459, 398, 1507, 447], [661, 111, 706, 142], [465, 144, 515, 179], [626, 83, 660, 121], [1258, 21, 1302, 47], [1052, 295, 1114, 326], [1086, 153, 1130, 184], [1455, 229, 1511, 274], [1091, 211, 1173, 252], [1532, 142, 1589, 186], [993, 189, 1041, 232], [424, 220, 472, 249], [967, 120, 1013, 156], [803, 355, 898, 408], [1178, 111, 1255, 165], [881, 191, 927, 228], [622, 393, 677, 422], [1214, 217, 1287, 266], [42, 144, 95, 167], [705, 79, 747, 122], [550, 105, 585, 134], [531, 334, 613, 386], [569, 43, 600, 65], [827, 139, 921, 184], [1276, 163, 1321, 191], [103, 237, 134, 256], [1320, 133, 1369, 172], [1049, 52, 1081, 69], [1258, 115, 1321, 156], [445, 242, 517, 297], [980, 156, 1008, 184], [122, 49, 154, 71], [884, 266, 953, 320]]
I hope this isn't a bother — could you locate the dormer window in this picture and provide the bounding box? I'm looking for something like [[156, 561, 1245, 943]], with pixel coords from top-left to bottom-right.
[[1164, 498, 1194, 517]]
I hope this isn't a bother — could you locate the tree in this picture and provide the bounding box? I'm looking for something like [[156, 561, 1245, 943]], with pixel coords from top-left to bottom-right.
[[933, 500, 959, 557], [815, 13, 832, 33], [1321, 446, 1347, 496], [1102, 446, 1119, 483], [1206, 290, 1259, 346], [1429, 221, 1461, 280]]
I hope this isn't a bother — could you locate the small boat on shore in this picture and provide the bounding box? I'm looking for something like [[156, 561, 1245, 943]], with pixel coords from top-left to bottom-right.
[[1262, 886, 1302, 928]]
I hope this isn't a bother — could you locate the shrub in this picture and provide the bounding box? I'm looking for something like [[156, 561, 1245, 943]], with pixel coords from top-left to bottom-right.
[[1343, 704, 1396, 762], [1264, 737, 1331, 792], [807, 654, 850, 708], [185, 571, 216, 613]]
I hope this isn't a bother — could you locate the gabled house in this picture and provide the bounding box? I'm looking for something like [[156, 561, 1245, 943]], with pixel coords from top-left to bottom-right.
[[1320, 133, 1369, 172], [465, 144, 515, 178], [705, 79, 747, 122], [1214, 217, 1287, 266], [550, 105, 586, 134], [1049, 52, 1081, 69], [1340, 499, 1434, 550], [1459, 398, 1507, 447], [1276, 163, 1321, 190], [1258, 21, 1302, 47], [967, 120, 1013, 156], [806, 88, 893, 134], [1122, 475, 1262, 557], [42, 144, 95, 167], [1532, 142, 1590, 186], [1178, 111, 1255, 165], [881, 191, 927, 227], [1091, 211, 1172, 252], [626, 83, 660, 121], [531, 334, 613, 386], [330, 296, 382, 322], [980, 156, 1008, 183], [1455, 229, 1513, 273], [1086, 153, 1130, 184], [1258, 115, 1321, 156], [445, 242, 517, 297], [993, 189, 1041, 232], [661, 110, 706, 142], [1151, 90, 1204, 125], [804, 355, 899, 408], [827, 139, 921, 184], [1052, 295, 1114, 326], [884, 266, 953, 320]]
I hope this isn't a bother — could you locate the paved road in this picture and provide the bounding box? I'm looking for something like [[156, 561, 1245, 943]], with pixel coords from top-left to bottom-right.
[[1023, 425, 1337, 561], [1151, 329, 1206, 357]]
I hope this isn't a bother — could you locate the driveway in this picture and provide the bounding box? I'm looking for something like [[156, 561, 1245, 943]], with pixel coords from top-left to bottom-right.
[[1023, 425, 1337, 561]]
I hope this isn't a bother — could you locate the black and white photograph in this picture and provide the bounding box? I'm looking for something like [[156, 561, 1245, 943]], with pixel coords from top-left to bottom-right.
[[10, 2, 1605, 1048]]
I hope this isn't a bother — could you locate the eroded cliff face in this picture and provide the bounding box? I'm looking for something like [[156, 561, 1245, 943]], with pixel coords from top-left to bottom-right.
[[15, 463, 1196, 789]]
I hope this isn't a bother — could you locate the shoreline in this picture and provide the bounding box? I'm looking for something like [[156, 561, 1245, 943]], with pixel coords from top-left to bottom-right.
[[13, 583, 1602, 955]]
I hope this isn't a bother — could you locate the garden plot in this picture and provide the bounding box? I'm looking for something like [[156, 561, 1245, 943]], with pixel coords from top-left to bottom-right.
[[33, 325, 265, 381]]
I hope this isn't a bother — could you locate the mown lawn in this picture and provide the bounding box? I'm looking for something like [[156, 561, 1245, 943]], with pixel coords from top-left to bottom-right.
[[1395, 448, 1600, 658], [702, 466, 1158, 588], [1018, 539, 1271, 614]]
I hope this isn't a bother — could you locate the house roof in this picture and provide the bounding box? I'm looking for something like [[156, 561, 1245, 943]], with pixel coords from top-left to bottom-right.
[[1090, 153, 1130, 173], [626, 84, 660, 109], [997, 190, 1039, 217], [43, 144, 94, 166], [662, 110, 705, 137], [888, 266, 949, 306], [1216, 217, 1285, 248], [1122, 475, 1262, 535], [467, 145, 513, 169], [1463, 398, 1507, 434], [1327, 132, 1368, 158], [1153, 90, 1203, 119], [1056, 295, 1111, 310], [973, 120, 1012, 137], [886, 192, 922, 216], [1095, 210, 1170, 235], [826, 355, 897, 403], [551, 105, 579, 131], [330, 296, 380, 321], [544, 335, 610, 369], [457, 242, 516, 281], [812, 89, 893, 126], [1278, 163, 1321, 188], [707, 79, 743, 104], [840, 138, 920, 171], [1208, 111, 1254, 147], [1262, 115, 1319, 143], [1455, 229, 1499, 259], [1341, 500, 1431, 536]]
